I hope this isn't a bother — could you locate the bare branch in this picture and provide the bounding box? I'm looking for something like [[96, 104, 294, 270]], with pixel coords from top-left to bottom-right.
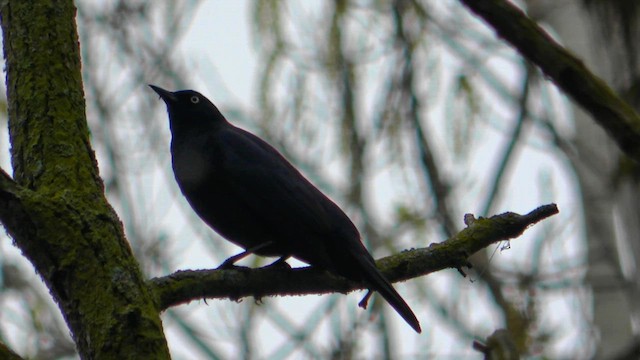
[[473, 329, 519, 360]]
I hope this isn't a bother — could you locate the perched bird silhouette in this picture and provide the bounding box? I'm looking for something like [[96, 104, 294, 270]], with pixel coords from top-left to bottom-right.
[[150, 85, 421, 333]]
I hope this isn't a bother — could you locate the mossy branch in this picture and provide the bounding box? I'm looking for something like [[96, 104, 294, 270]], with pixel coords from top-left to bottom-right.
[[0, 166, 20, 200], [0, 341, 23, 360], [149, 204, 558, 311], [0, 167, 30, 233], [459, 0, 640, 162]]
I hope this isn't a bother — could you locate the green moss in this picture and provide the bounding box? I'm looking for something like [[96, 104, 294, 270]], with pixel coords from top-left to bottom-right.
[[2, 1, 170, 358]]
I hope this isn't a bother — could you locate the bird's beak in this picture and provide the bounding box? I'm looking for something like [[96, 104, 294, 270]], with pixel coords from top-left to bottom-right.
[[149, 84, 178, 104]]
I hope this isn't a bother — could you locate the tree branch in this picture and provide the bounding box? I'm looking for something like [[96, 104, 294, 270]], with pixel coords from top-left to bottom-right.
[[149, 204, 559, 311], [0, 167, 29, 231], [473, 329, 519, 360], [0, 341, 23, 360], [459, 0, 640, 162], [0, 167, 18, 195]]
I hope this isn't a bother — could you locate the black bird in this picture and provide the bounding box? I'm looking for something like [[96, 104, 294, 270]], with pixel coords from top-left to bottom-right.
[[150, 85, 421, 333]]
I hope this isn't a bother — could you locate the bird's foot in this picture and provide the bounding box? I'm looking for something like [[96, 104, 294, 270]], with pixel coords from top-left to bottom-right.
[[216, 256, 244, 270], [216, 241, 276, 270], [263, 256, 291, 270]]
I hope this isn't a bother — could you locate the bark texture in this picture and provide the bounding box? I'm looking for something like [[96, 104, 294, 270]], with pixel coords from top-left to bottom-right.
[[0, 1, 170, 358]]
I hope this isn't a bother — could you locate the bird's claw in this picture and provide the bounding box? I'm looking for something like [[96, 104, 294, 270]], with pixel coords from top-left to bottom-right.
[[263, 257, 291, 270], [217, 256, 243, 270]]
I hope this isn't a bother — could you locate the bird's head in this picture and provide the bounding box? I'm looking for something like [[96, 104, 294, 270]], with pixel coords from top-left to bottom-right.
[[149, 85, 227, 135]]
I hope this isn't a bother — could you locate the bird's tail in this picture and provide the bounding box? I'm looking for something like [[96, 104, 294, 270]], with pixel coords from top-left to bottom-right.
[[357, 256, 422, 333]]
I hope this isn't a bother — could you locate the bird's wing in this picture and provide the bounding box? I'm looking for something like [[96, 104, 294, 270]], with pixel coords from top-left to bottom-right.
[[214, 126, 356, 263]]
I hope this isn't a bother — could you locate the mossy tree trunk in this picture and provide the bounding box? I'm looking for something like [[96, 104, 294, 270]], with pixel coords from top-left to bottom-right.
[[0, 1, 170, 358]]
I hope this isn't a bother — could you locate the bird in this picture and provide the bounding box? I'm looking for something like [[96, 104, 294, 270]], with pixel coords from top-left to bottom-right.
[[150, 84, 421, 333]]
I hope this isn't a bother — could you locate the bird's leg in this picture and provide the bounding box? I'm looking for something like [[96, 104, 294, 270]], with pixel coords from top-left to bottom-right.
[[358, 290, 373, 309], [217, 251, 251, 269], [264, 256, 291, 269], [217, 241, 274, 269]]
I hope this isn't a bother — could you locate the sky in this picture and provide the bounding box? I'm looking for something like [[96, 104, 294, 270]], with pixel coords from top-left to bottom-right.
[[179, 0, 257, 108]]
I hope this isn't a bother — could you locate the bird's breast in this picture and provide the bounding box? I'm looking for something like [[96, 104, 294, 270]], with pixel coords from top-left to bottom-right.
[[171, 143, 215, 192]]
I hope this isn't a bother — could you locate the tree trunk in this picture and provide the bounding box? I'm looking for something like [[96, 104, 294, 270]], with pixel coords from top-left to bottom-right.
[[0, 1, 170, 358]]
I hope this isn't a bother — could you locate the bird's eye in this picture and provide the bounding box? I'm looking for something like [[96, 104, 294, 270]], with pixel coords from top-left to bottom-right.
[[190, 96, 200, 104]]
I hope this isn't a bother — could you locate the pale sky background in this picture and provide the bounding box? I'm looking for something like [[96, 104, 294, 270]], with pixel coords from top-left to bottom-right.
[[179, 0, 257, 109]]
